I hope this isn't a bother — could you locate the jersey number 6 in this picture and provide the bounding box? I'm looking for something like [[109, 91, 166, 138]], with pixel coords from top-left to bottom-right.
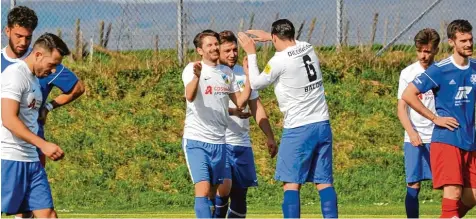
[[303, 55, 317, 82]]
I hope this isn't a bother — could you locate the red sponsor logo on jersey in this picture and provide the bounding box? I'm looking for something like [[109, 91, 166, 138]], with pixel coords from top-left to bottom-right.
[[205, 86, 213, 95], [28, 99, 36, 109]]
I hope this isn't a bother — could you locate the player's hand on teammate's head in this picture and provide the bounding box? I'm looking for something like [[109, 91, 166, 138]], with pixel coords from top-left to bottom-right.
[[237, 32, 256, 55], [245, 30, 272, 42], [193, 61, 202, 78], [41, 142, 65, 161], [266, 138, 278, 158], [433, 116, 459, 131]]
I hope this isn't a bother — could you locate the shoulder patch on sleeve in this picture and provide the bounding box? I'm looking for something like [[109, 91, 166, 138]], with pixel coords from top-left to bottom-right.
[[263, 64, 271, 74]]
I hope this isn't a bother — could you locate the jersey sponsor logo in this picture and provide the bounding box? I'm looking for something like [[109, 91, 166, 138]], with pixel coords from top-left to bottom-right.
[[205, 86, 213, 95], [204, 85, 230, 96], [455, 86, 472, 106], [471, 74, 476, 85], [263, 64, 271, 74]]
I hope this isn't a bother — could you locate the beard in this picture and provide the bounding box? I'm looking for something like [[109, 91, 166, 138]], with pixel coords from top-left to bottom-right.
[[9, 40, 28, 58]]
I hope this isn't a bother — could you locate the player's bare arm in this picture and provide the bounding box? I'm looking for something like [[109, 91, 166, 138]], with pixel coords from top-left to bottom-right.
[[397, 100, 423, 146], [249, 98, 277, 157], [185, 61, 202, 102], [39, 80, 85, 123], [1, 98, 64, 161], [402, 83, 459, 131], [246, 30, 272, 42]]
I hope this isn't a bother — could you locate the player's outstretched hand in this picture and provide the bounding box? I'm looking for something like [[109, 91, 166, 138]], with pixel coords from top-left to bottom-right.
[[41, 142, 65, 161], [246, 30, 272, 42], [237, 32, 256, 55], [266, 138, 278, 158], [433, 116, 459, 131], [408, 130, 423, 147], [193, 61, 202, 78]]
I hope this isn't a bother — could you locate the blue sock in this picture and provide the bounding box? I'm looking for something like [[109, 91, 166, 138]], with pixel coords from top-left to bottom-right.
[[282, 190, 300, 218], [195, 197, 212, 218], [214, 195, 229, 218], [209, 198, 216, 217], [228, 188, 248, 218], [318, 187, 338, 218], [405, 187, 420, 218]]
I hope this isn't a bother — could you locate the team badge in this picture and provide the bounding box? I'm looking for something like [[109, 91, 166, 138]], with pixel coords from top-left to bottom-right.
[[264, 64, 271, 74], [222, 74, 230, 84], [470, 74, 476, 85]]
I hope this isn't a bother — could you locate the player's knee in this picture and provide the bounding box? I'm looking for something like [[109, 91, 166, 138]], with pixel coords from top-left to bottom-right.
[[195, 181, 211, 197], [407, 182, 421, 189], [443, 185, 463, 199], [33, 208, 57, 218], [316, 183, 333, 191], [283, 182, 301, 191], [217, 179, 232, 197]]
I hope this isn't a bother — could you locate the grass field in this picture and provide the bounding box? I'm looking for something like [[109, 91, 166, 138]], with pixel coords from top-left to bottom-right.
[[31, 45, 476, 217]]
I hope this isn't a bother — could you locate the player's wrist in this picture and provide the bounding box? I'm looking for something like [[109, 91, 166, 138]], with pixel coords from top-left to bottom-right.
[[430, 115, 438, 122], [45, 102, 54, 112]]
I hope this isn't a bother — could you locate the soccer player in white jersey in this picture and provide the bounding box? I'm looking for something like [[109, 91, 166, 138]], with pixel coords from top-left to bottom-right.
[[397, 28, 440, 218], [237, 19, 338, 218], [210, 30, 277, 218], [1, 33, 70, 218], [182, 29, 251, 218]]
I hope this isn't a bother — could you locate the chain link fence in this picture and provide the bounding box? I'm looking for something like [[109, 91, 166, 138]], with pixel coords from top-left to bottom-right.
[[1, 0, 475, 56]]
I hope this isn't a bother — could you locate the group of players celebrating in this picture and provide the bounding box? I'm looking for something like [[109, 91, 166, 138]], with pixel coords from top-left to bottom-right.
[[0, 4, 475, 219]]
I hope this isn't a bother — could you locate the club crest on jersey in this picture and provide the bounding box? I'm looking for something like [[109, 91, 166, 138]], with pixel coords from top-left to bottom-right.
[[221, 74, 230, 84], [237, 80, 245, 89], [470, 74, 476, 85]]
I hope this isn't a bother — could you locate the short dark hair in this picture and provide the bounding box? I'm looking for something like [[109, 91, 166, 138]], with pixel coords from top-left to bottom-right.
[[447, 19, 472, 40], [414, 28, 440, 49], [271, 19, 295, 41], [219, 30, 237, 44], [193, 29, 219, 48], [7, 6, 38, 30], [33, 33, 70, 56]]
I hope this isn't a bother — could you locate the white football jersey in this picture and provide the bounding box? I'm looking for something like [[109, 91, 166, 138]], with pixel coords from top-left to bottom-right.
[[397, 61, 435, 143], [247, 41, 329, 128], [182, 62, 240, 144], [225, 65, 259, 147], [0, 61, 43, 162]]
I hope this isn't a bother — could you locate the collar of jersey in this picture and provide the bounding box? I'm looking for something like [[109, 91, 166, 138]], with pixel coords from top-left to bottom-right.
[[201, 61, 219, 69], [1, 47, 32, 62], [450, 55, 470, 70]]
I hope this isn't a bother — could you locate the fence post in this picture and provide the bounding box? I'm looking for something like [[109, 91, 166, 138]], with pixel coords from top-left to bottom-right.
[[376, 0, 443, 56], [177, 0, 184, 66], [10, 0, 16, 9], [336, 0, 343, 50]]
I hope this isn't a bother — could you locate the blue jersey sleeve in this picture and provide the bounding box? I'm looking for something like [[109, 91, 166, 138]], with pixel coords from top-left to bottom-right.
[[48, 65, 79, 93], [412, 64, 441, 93]]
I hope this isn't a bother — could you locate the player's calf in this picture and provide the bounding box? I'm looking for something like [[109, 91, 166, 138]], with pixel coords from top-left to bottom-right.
[[406, 182, 421, 218], [228, 187, 248, 218], [32, 208, 58, 218], [316, 183, 338, 218], [214, 179, 231, 218]]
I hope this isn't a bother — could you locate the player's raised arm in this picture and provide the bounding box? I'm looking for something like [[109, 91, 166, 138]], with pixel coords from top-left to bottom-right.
[[183, 61, 202, 102], [237, 32, 282, 90], [402, 69, 459, 131], [246, 29, 272, 42]]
